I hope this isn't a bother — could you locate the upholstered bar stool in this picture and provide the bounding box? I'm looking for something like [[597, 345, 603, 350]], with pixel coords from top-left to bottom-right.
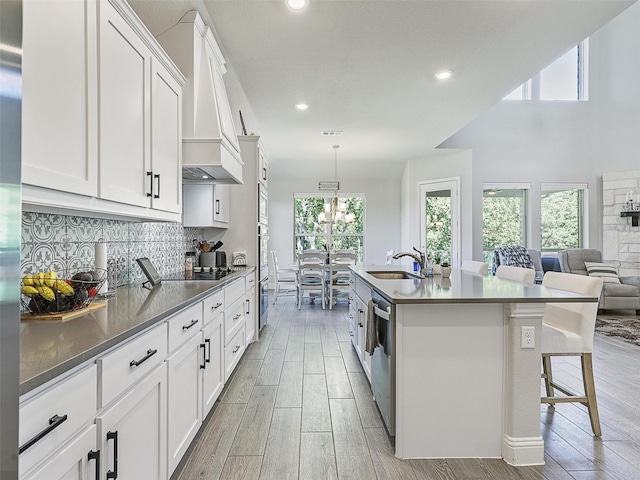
[[495, 265, 535, 285], [540, 271, 604, 436], [461, 260, 489, 275]]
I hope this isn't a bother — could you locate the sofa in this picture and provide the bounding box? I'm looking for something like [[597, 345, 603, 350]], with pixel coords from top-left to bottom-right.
[[558, 248, 640, 314]]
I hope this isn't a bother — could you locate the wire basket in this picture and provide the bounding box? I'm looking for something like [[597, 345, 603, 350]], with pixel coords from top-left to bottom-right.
[[20, 268, 107, 315]]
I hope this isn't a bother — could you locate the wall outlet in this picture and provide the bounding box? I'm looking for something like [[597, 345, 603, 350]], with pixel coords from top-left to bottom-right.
[[521, 326, 535, 349]]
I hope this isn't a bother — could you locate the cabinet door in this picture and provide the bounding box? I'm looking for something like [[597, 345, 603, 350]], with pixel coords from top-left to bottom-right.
[[23, 425, 98, 480], [213, 184, 230, 224], [98, 0, 151, 208], [348, 291, 357, 350], [96, 364, 167, 480], [201, 318, 224, 419], [245, 286, 256, 344], [22, 0, 98, 196], [166, 336, 202, 476], [258, 146, 268, 187], [150, 59, 181, 214]]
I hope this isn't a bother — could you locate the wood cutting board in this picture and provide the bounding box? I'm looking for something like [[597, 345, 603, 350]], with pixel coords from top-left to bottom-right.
[[21, 301, 107, 323]]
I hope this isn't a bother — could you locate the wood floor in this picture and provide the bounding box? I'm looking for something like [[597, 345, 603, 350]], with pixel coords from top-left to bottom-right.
[[173, 295, 640, 480]]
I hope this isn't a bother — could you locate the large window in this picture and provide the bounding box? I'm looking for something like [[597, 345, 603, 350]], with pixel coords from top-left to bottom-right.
[[294, 195, 365, 261], [504, 39, 589, 102], [482, 185, 529, 263], [541, 184, 586, 252]]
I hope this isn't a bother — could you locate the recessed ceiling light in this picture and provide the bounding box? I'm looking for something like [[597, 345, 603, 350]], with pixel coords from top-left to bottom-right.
[[435, 70, 453, 81], [296, 103, 309, 110], [287, 0, 308, 11]]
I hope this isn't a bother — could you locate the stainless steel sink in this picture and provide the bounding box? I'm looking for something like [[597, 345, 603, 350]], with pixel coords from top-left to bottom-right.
[[367, 271, 422, 280]]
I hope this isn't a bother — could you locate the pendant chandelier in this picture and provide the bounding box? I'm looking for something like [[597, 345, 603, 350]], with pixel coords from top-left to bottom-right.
[[318, 145, 355, 224]]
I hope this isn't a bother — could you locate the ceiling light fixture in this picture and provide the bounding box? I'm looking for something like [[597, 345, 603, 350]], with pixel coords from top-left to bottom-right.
[[435, 69, 453, 81], [296, 103, 309, 110], [318, 145, 355, 226], [287, 0, 308, 11]]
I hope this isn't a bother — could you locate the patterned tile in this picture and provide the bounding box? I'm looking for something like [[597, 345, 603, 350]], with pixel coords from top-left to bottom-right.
[[104, 220, 128, 242], [66, 242, 95, 271], [128, 222, 147, 242], [66, 216, 103, 243], [22, 212, 66, 244], [23, 243, 65, 275]]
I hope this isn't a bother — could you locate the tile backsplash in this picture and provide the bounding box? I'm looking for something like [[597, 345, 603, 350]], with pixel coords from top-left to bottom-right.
[[21, 212, 203, 286]]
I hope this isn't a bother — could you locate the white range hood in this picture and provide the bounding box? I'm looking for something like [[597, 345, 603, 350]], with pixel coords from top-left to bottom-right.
[[157, 11, 243, 184]]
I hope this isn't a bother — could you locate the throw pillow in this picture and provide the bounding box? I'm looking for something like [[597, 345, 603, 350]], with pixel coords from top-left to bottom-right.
[[584, 262, 620, 284]]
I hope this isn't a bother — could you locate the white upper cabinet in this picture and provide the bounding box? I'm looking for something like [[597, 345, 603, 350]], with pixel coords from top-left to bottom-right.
[[22, 0, 98, 196], [182, 183, 229, 228], [22, 0, 185, 222]]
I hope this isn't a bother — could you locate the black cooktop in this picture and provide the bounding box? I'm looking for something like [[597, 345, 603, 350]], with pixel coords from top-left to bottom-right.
[[186, 267, 232, 280]]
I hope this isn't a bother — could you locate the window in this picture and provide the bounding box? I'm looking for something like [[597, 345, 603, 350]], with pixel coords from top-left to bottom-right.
[[482, 185, 529, 263], [502, 39, 589, 101], [541, 184, 586, 252], [294, 195, 365, 261], [420, 179, 460, 267]]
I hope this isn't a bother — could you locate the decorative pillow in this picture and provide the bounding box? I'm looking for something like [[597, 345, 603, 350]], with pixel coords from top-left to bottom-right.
[[584, 262, 620, 284]]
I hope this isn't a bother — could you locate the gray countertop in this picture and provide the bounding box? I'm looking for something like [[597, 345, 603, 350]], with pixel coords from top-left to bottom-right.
[[19, 267, 254, 396], [351, 265, 598, 305]]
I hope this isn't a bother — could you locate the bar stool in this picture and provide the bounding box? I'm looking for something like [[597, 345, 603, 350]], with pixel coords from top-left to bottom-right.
[[495, 265, 535, 285], [461, 260, 489, 275]]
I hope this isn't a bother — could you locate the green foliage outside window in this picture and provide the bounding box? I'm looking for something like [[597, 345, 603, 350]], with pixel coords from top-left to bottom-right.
[[294, 196, 364, 261], [483, 191, 526, 263], [425, 196, 452, 264], [541, 189, 580, 251]]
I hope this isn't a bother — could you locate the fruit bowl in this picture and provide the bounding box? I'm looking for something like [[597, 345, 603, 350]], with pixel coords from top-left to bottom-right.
[[20, 268, 107, 315]]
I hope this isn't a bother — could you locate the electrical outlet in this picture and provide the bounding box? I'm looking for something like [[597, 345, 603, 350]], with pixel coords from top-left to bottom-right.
[[521, 326, 535, 349]]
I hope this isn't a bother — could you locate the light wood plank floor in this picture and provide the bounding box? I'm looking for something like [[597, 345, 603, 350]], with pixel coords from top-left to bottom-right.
[[174, 296, 640, 480]]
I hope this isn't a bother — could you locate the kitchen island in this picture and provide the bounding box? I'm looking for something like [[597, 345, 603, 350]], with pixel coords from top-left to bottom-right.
[[349, 264, 597, 466]]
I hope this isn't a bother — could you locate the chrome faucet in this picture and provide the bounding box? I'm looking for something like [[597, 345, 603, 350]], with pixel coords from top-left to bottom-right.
[[393, 247, 427, 277]]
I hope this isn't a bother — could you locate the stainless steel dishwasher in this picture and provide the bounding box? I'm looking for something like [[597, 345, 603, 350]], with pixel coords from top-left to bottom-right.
[[370, 289, 396, 437]]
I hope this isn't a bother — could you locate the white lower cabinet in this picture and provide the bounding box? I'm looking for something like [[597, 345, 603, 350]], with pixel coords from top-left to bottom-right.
[[224, 326, 246, 382], [201, 316, 224, 418], [96, 363, 167, 480], [245, 286, 256, 344], [349, 276, 372, 382], [23, 425, 99, 480]]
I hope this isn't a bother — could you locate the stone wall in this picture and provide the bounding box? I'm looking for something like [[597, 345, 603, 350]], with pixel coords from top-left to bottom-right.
[[602, 170, 640, 276], [21, 212, 202, 286]]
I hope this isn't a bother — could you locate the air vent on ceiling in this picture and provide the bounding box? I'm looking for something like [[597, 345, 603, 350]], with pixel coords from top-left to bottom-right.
[[319, 181, 339, 191], [321, 131, 343, 136]]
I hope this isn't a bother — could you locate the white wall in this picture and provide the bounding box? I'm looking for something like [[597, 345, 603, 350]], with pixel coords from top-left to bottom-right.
[[399, 150, 473, 267], [268, 176, 401, 272]]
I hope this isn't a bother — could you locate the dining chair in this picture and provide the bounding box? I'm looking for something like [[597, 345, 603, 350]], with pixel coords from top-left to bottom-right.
[[271, 251, 297, 304], [540, 271, 604, 436], [461, 260, 489, 275], [328, 249, 358, 309], [495, 265, 535, 285], [297, 250, 327, 309]]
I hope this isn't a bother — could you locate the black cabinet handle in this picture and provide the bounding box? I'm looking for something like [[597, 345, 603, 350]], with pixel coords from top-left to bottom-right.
[[182, 319, 199, 330], [88, 449, 100, 480], [211, 302, 223, 310], [233, 345, 240, 354], [146, 171, 153, 198], [154, 174, 160, 199], [245, 299, 250, 315], [129, 348, 157, 367], [205, 338, 211, 364], [19, 414, 68, 454], [358, 323, 363, 328], [233, 314, 242, 321], [262, 167, 267, 181], [200, 343, 207, 369], [106, 431, 118, 479], [215, 199, 220, 215]]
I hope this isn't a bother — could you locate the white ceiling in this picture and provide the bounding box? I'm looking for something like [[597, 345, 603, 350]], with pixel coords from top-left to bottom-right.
[[128, 0, 634, 180]]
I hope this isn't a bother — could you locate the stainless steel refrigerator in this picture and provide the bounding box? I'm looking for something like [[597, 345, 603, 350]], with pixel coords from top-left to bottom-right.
[[0, 1, 22, 477]]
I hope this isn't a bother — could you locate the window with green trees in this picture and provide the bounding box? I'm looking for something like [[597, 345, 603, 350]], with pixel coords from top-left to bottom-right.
[[482, 188, 528, 263], [541, 186, 584, 252], [294, 195, 365, 260]]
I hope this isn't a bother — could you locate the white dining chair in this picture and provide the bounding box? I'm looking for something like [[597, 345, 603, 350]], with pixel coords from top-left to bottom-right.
[[495, 265, 535, 285], [328, 249, 358, 309], [271, 251, 297, 304], [297, 250, 327, 309], [540, 271, 604, 436], [461, 260, 489, 275]]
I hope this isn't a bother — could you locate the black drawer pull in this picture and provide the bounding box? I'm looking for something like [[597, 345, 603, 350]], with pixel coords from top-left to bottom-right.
[[182, 319, 199, 330], [200, 343, 207, 369], [233, 314, 242, 321], [88, 449, 101, 480], [107, 430, 118, 479], [211, 302, 222, 310], [205, 338, 211, 364], [129, 349, 157, 367], [246, 299, 250, 315], [233, 345, 240, 354], [19, 414, 68, 454]]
